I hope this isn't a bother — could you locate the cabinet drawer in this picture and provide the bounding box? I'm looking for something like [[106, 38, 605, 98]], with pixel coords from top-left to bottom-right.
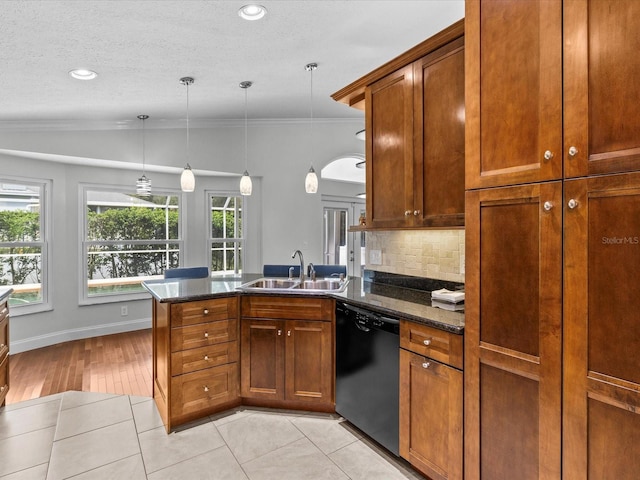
[[171, 341, 238, 376], [171, 297, 237, 327], [170, 363, 238, 420], [171, 319, 237, 352], [0, 314, 8, 363], [241, 296, 334, 321], [400, 321, 463, 370], [0, 354, 8, 404]]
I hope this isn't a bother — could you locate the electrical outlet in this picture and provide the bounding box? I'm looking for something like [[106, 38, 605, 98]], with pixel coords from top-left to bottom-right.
[[370, 249, 382, 265], [120, 306, 128, 316]]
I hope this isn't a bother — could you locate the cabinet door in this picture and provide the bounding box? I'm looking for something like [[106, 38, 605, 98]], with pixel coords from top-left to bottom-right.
[[564, 1, 640, 178], [284, 320, 333, 405], [465, 182, 562, 480], [414, 37, 465, 227], [400, 349, 462, 480], [366, 65, 414, 228], [465, 0, 562, 189], [240, 319, 284, 400], [564, 173, 640, 479]]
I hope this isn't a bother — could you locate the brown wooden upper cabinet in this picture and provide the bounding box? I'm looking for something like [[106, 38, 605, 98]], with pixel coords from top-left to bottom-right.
[[466, 0, 640, 189], [333, 20, 465, 230]]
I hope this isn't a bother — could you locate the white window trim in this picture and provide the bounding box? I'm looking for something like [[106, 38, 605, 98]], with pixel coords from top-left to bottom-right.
[[206, 190, 245, 276], [0, 176, 52, 316], [79, 183, 186, 305]]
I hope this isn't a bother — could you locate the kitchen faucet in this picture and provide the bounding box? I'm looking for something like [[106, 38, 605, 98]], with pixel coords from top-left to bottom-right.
[[308, 263, 316, 281], [291, 250, 305, 282]]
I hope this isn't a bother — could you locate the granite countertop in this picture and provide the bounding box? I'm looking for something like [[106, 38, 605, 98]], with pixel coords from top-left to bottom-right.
[[143, 272, 464, 334], [0, 287, 13, 304], [333, 278, 464, 334]]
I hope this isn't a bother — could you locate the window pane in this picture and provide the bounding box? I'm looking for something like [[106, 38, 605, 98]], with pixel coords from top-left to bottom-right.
[[87, 243, 179, 297], [211, 242, 242, 274], [0, 183, 41, 241], [87, 193, 180, 241], [0, 246, 42, 306]]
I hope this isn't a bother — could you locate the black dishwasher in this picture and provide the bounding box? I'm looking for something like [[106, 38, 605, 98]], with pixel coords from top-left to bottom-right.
[[335, 301, 400, 455]]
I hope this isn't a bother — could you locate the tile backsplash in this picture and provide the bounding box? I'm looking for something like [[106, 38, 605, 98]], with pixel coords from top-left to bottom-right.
[[365, 230, 465, 283]]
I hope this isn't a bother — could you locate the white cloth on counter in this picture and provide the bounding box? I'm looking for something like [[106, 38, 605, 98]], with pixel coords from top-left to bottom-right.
[[431, 288, 465, 304]]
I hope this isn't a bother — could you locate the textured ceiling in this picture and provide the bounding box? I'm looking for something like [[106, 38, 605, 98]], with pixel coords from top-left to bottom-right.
[[1, 0, 464, 129]]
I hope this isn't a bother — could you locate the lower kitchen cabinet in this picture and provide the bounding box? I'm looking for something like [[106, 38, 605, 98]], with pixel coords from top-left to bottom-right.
[[152, 296, 240, 432], [240, 295, 334, 411], [0, 300, 9, 407], [400, 320, 463, 480]]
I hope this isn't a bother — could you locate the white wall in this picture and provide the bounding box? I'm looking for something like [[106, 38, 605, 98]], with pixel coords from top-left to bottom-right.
[[0, 118, 365, 352]]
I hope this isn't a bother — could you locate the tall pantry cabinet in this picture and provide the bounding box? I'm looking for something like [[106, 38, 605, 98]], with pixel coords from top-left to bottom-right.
[[465, 1, 640, 479]]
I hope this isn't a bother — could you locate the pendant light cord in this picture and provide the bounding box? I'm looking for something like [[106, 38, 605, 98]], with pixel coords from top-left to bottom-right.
[[142, 117, 146, 176], [186, 81, 190, 163], [244, 85, 248, 171]]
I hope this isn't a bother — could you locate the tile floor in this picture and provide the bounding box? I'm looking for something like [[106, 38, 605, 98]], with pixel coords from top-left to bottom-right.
[[0, 392, 424, 480]]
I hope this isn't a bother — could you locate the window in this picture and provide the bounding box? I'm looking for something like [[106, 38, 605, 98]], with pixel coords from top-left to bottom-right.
[[0, 178, 51, 312], [208, 193, 244, 275], [81, 186, 182, 303]]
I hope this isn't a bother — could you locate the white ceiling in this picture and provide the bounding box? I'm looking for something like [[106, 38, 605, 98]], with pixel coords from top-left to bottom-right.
[[1, 0, 464, 130]]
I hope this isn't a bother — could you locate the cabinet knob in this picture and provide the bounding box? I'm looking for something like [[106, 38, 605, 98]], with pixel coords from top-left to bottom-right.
[[0, 385, 5, 392], [277, 329, 282, 336], [204, 332, 209, 338], [568, 146, 578, 157], [203, 309, 209, 315], [413, 210, 420, 216], [287, 330, 292, 337], [544, 150, 554, 161], [423, 339, 431, 346], [203, 386, 209, 392], [543, 201, 554, 211], [405, 210, 412, 216], [567, 198, 578, 209], [422, 362, 431, 369], [204, 355, 209, 361], [0, 343, 4, 349]]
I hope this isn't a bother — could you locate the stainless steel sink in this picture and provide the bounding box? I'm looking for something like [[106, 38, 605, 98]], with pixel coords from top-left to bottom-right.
[[239, 278, 298, 290], [297, 279, 344, 291], [237, 277, 348, 294]]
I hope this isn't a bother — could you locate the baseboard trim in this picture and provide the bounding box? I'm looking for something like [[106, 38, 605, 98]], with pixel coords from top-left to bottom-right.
[[10, 317, 152, 354]]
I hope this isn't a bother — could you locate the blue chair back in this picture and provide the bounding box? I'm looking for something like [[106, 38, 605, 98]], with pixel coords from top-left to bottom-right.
[[164, 266, 210, 279]]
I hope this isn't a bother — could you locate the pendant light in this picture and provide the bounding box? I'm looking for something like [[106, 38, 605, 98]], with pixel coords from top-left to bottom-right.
[[179, 77, 196, 192], [305, 63, 319, 194], [239, 81, 253, 196], [136, 114, 152, 196]]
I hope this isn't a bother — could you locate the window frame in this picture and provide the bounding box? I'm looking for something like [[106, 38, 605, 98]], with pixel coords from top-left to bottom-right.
[[206, 190, 245, 276], [79, 183, 185, 305], [0, 176, 52, 315]]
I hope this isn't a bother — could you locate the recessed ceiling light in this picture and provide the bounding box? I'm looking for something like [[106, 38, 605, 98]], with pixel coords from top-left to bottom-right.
[[69, 69, 98, 80], [238, 4, 267, 21]]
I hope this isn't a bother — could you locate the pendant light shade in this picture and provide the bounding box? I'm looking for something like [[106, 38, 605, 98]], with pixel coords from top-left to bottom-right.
[[180, 76, 195, 192], [305, 63, 318, 194], [136, 114, 152, 196], [180, 164, 195, 192], [239, 81, 253, 196], [305, 166, 318, 194]]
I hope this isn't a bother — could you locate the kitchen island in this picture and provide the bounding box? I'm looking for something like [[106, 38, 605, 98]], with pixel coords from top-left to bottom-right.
[[143, 272, 464, 479]]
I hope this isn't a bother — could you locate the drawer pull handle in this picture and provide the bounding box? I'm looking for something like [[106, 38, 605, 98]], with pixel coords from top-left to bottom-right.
[[405, 210, 412, 216], [544, 150, 554, 161], [413, 210, 420, 216], [203, 309, 209, 315], [287, 330, 291, 337], [204, 355, 209, 361], [204, 332, 209, 338], [423, 339, 431, 346], [203, 386, 209, 392], [278, 330, 282, 336], [422, 362, 431, 369]]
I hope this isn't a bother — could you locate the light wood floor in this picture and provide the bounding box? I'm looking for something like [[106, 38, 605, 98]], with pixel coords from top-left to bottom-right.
[[5, 329, 152, 405]]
